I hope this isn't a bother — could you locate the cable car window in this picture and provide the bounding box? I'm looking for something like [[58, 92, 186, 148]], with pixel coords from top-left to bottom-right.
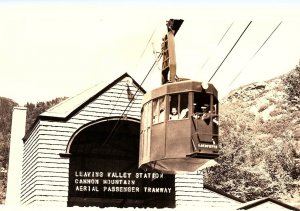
[[140, 101, 151, 164], [169, 94, 178, 120], [141, 106, 145, 131], [193, 92, 219, 124], [152, 96, 166, 124], [169, 93, 189, 120], [142, 102, 151, 130], [193, 92, 210, 118], [152, 100, 158, 123], [180, 93, 189, 119], [158, 97, 166, 123], [212, 104, 219, 125]]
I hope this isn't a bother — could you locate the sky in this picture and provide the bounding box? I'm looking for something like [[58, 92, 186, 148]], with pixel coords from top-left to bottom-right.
[[1, 0, 300, 105]]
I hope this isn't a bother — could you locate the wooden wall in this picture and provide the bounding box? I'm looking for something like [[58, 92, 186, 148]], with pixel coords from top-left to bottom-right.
[[175, 172, 242, 208]]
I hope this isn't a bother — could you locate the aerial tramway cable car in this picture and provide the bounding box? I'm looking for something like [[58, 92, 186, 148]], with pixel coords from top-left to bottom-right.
[[139, 19, 220, 174]]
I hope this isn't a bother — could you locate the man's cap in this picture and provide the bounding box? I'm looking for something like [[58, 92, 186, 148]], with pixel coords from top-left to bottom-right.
[[201, 104, 209, 109]]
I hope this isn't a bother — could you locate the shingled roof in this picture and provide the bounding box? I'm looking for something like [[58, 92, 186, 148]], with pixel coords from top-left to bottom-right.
[[237, 197, 300, 210], [23, 72, 146, 141], [40, 72, 145, 121]]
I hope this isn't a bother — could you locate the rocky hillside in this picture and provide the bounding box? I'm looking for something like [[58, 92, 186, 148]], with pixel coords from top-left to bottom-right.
[[205, 63, 300, 208]]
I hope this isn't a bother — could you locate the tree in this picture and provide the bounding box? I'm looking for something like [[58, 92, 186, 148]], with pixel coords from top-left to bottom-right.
[[283, 61, 300, 104]]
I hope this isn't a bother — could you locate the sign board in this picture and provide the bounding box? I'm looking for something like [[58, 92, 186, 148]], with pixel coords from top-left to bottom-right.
[[68, 166, 175, 207], [67, 119, 175, 208]]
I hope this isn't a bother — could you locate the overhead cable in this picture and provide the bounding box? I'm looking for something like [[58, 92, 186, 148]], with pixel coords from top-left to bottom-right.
[[107, 26, 158, 118], [102, 53, 162, 146], [133, 24, 158, 72], [208, 21, 252, 82], [201, 22, 234, 70], [227, 21, 282, 88]]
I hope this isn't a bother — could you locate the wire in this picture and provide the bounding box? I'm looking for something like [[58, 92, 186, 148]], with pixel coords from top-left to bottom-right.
[[217, 22, 234, 46], [107, 24, 159, 123], [201, 22, 234, 71], [126, 52, 165, 118], [133, 24, 158, 73], [108, 88, 126, 117], [102, 53, 162, 146], [208, 21, 252, 82], [227, 21, 282, 88]]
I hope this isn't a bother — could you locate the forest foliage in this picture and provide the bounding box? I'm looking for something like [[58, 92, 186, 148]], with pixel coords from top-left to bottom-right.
[[283, 61, 300, 104], [0, 97, 67, 204], [0, 97, 17, 203], [24, 97, 68, 132]]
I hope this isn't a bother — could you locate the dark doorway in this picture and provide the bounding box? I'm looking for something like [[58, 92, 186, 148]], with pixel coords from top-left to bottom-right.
[[68, 118, 175, 208]]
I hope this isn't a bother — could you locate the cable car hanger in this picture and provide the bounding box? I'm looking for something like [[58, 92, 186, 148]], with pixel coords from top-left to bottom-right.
[[161, 19, 185, 85]]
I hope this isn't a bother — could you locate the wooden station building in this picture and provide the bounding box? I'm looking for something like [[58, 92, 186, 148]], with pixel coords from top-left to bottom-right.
[[7, 73, 244, 208]]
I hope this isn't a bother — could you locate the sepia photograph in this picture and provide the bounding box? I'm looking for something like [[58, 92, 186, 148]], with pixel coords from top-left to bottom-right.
[[0, 0, 299, 210]]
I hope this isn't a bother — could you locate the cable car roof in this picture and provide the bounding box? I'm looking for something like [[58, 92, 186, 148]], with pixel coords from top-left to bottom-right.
[[142, 80, 218, 104]]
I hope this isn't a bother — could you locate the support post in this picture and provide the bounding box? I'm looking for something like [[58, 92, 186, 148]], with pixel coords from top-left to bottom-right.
[[6, 107, 27, 206]]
